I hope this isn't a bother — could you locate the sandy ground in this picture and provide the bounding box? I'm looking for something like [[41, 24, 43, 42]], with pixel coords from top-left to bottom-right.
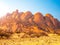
[[0, 34, 60, 45]]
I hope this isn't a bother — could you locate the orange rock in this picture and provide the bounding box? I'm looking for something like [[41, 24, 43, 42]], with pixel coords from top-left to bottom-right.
[[0, 10, 60, 36], [20, 11, 33, 22], [33, 12, 44, 24]]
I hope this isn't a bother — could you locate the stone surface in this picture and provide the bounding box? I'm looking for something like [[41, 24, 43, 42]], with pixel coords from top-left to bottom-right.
[[0, 10, 60, 37]]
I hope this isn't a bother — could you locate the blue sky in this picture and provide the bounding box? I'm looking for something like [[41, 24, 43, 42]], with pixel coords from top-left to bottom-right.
[[0, 0, 60, 20]]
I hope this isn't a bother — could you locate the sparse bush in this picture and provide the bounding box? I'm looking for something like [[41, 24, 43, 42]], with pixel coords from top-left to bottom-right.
[[0, 29, 12, 39]]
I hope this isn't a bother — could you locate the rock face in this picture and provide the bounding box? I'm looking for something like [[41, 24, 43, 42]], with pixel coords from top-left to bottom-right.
[[33, 12, 44, 24], [0, 10, 60, 38], [20, 11, 32, 22], [45, 14, 60, 29]]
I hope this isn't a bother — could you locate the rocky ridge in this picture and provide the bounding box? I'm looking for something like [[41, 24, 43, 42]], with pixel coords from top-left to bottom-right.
[[0, 10, 60, 38]]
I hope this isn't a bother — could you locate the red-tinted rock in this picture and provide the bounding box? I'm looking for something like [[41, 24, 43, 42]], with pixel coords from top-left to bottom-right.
[[0, 10, 60, 37], [20, 11, 33, 22], [45, 14, 60, 29], [33, 12, 44, 24]]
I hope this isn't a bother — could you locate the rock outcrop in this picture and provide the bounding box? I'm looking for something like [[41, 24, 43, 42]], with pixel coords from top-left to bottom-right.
[[0, 10, 60, 38]]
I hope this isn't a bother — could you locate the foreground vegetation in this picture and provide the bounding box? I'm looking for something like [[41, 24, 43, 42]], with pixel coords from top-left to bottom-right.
[[0, 34, 60, 45]]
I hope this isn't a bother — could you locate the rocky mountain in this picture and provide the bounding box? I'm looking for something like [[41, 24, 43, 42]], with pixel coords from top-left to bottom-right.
[[0, 10, 60, 38]]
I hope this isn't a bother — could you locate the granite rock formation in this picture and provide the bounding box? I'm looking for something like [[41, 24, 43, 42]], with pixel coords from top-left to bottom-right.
[[0, 10, 60, 38]]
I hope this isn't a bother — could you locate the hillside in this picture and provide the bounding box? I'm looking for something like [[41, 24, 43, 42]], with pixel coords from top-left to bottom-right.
[[0, 10, 60, 38]]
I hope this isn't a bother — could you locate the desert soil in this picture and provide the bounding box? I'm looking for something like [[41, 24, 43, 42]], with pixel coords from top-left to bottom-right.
[[0, 34, 60, 45]]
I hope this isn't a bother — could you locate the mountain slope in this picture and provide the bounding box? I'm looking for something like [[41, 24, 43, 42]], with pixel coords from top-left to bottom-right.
[[0, 10, 60, 37]]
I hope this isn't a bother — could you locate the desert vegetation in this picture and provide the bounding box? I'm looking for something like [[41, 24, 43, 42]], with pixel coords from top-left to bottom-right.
[[0, 34, 60, 45]]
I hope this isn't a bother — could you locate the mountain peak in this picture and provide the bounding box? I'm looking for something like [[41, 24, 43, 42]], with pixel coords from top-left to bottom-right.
[[0, 10, 60, 37], [45, 13, 53, 18], [34, 12, 43, 16]]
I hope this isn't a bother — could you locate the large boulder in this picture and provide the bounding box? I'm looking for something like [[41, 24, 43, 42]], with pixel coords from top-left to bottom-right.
[[20, 11, 33, 22], [33, 12, 44, 24], [45, 14, 60, 29]]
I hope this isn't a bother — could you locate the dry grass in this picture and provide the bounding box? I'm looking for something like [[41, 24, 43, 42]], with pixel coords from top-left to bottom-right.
[[0, 34, 60, 45]]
